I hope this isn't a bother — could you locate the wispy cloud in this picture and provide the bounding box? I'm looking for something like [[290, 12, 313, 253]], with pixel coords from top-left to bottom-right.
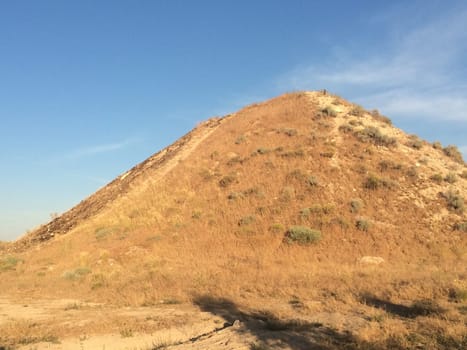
[[63, 138, 139, 160], [277, 5, 467, 122]]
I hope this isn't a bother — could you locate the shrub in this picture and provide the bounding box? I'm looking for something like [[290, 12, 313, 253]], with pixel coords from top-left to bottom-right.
[[443, 145, 464, 164], [443, 190, 464, 213], [350, 105, 366, 117], [321, 106, 338, 117], [219, 174, 236, 188], [350, 199, 363, 213], [238, 216, 255, 226], [364, 174, 398, 190], [444, 173, 457, 184], [0, 256, 20, 272], [235, 135, 246, 144], [282, 128, 297, 136], [430, 173, 443, 183], [338, 124, 353, 133], [460, 170, 467, 179], [356, 218, 370, 231], [307, 175, 319, 187], [355, 126, 397, 147], [406, 135, 423, 149], [285, 226, 321, 244], [62, 267, 91, 281], [269, 223, 284, 233], [432, 141, 442, 150], [370, 109, 392, 125], [453, 221, 467, 232]]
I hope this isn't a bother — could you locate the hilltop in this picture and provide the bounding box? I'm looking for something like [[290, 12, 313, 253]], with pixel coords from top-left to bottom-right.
[[1, 91, 466, 349]]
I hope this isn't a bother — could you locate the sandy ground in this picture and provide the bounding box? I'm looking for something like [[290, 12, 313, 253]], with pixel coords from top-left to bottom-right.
[[0, 297, 367, 350]]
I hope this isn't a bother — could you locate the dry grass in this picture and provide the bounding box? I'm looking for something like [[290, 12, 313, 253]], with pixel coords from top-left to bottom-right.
[[1, 91, 466, 347]]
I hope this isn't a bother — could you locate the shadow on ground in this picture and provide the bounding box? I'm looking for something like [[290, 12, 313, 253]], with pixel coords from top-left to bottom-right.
[[359, 293, 445, 319], [190, 295, 376, 350]]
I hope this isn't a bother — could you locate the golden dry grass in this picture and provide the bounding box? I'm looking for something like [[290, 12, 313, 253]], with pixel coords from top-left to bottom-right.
[[1, 91, 466, 348]]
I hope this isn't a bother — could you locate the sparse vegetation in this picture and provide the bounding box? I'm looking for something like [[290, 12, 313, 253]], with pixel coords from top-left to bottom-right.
[[338, 123, 353, 133], [320, 105, 338, 117], [350, 104, 366, 117], [443, 190, 464, 213], [219, 174, 236, 187], [370, 109, 392, 125], [444, 172, 457, 184], [350, 198, 363, 213], [0, 256, 20, 272], [430, 173, 443, 183], [364, 174, 398, 190], [61, 267, 91, 281], [443, 145, 464, 163], [460, 170, 467, 179], [453, 221, 467, 232], [281, 128, 297, 136], [432, 141, 443, 150], [285, 226, 321, 244], [356, 218, 370, 231], [355, 126, 397, 147], [406, 135, 423, 149], [238, 215, 255, 226]]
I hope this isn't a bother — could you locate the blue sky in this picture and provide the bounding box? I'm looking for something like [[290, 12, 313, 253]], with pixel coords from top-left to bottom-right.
[[1, 0, 466, 240]]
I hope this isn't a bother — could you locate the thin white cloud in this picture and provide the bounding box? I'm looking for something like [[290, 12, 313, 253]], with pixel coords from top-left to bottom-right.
[[64, 138, 139, 159], [277, 6, 467, 122]]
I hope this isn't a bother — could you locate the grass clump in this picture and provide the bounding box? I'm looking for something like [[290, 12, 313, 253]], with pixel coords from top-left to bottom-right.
[[430, 173, 443, 184], [364, 174, 398, 190], [453, 221, 467, 232], [350, 198, 363, 213], [0, 256, 21, 272], [370, 109, 392, 125], [406, 135, 423, 149], [238, 216, 255, 226], [356, 218, 370, 231], [444, 172, 457, 184], [443, 190, 464, 213], [320, 105, 338, 117], [432, 141, 443, 150], [219, 174, 236, 188], [443, 145, 464, 164], [61, 267, 91, 281], [355, 126, 397, 147], [285, 226, 321, 244], [459, 170, 467, 179]]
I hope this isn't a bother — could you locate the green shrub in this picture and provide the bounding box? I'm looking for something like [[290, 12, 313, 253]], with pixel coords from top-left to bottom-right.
[[443, 145, 464, 164], [443, 190, 464, 213], [444, 173, 457, 184], [356, 218, 370, 231], [285, 226, 321, 244], [355, 126, 397, 147]]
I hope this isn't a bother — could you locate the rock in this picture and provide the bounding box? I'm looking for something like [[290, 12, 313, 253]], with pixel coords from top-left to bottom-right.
[[359, 256, 385, 265]]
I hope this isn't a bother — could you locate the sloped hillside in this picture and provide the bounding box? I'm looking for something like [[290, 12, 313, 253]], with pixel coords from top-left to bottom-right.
[[1, 91, 466, 349]]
